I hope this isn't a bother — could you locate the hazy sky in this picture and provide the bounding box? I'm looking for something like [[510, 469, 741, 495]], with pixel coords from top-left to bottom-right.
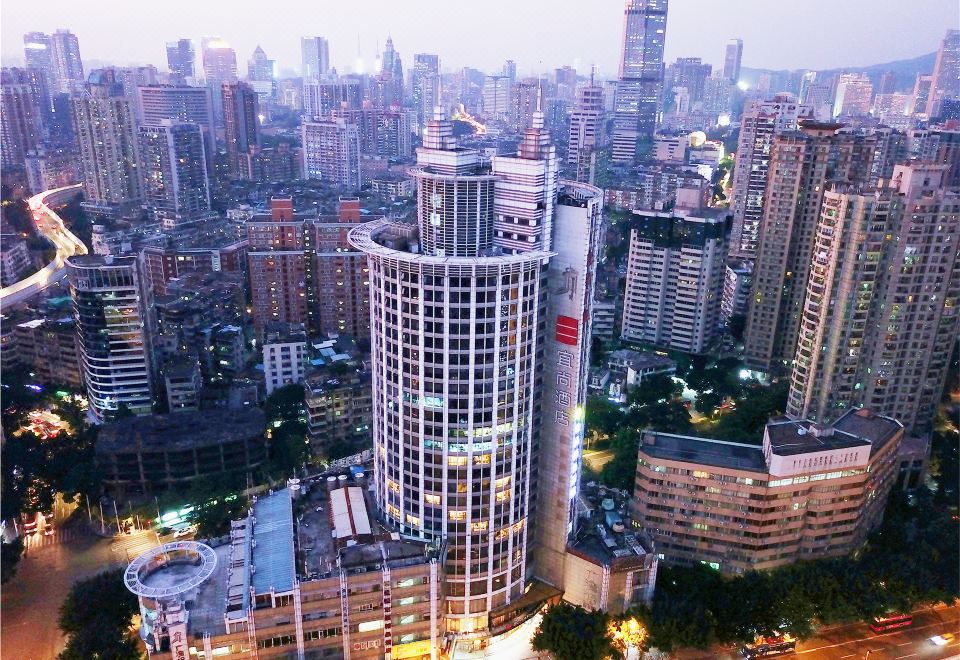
[[2, 0, 955, 78]]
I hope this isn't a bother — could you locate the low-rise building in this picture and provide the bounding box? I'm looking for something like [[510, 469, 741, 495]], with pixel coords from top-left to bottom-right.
[[96, 408, 268, 497], [262, 322, 308, 394], [0, 235, 31, 286], [632, 408, 903, 573], [607, 349, 676, 387], [12, 316, 84, 389], [591, 297, 617, 343], [721, 259, 752, 323], [125, 480, 443, 659], [303, 366, 372, 457], [162, 355, 203, 412], [370, 172, 414, 199]]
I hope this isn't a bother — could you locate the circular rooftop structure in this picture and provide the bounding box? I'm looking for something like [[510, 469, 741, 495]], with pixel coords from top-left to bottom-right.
[[124, 541, 218, 600]]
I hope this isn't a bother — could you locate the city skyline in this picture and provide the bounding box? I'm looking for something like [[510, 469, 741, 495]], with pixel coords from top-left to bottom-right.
[[2, 0, 955, 78]]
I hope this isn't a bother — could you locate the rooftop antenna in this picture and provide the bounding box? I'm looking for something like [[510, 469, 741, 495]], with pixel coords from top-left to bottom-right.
[[590, 63, 596, 87]]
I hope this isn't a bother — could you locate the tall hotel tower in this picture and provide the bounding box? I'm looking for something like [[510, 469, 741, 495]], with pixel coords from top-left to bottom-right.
[[611, 0, 668, 163], [350, 103, 603, 639]]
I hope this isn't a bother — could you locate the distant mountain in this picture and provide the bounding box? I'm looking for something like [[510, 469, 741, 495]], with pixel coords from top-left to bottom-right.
[[742, 51, 936, 93]]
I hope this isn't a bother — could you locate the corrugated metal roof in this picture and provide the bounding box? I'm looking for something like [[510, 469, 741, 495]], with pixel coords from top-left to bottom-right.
[[251, 489, 295, 594]]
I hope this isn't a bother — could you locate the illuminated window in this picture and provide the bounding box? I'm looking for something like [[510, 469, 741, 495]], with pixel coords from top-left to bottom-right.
[[449, 510, 466, 521], [425, 494, 441, 505], [357, 620, 383, 633]]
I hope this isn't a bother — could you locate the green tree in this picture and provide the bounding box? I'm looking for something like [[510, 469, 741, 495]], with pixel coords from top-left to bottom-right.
[[1, 538, 24, 584], [58, 569, 140, 660], [532, 602, 616, 660], [586, 397, 623, 443]]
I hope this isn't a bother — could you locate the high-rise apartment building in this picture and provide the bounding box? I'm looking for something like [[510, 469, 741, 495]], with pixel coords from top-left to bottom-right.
[[412, 53, 440, 131], [246, 197, 311, 336], [1, 68, 43, 167], [23, 32, 56, 98], [301, 119, 361, 188], [833, 73, 873, 117], [621, 210, 729, 354], [67, 254, 155, 421], [568, 75, 605, 184], [165, 39, 195, 81], [301, 36, 330, 79], [302, 78, 363, 118], [743, 122, 876, 373], [723, 38, 743, 83], [348, 104, 602, 639], [222, 81, 260, 178], [201, 37, 238, 124], [788, 164, 960, 433], [729, 95, 813, 259], [312, 197, 370, 339], [612, 0, 669, 162], [138, 85, 216, 165], [926, 29, 960, 117], [50, 29, 84, 93], [72, 71, 144, 215], [665, 57, 712, 105], [482, 75, 511, 120], [139, 120, 211, 221]]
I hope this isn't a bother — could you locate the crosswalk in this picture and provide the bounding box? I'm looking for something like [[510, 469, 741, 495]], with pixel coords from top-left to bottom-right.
[[20, 526, 84, 550], [111, 531, 164, 563]]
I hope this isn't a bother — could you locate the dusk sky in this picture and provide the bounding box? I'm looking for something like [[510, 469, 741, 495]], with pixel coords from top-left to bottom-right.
[[2, 0, 955, 78]]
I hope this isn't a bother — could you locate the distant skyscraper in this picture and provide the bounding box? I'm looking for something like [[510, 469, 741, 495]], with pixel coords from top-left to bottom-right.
[[67, 254, 155, 421], [621, 210, 729, 354], [301, 37, 330, 79], [743, 122, 877, 373], [1, 68, 44, 167], [139, 120, 211, 221], [568, 73, 605, 184], [910, 73, 934, 115], [926, 29, 960, 117], [787, 163, 960, 433], [482, 74, 511, 120], [411, 53, 440, 130], [201, 37, 238, 124], [723, 38, 743, 82], [379, 35, 404, 106], [665, 56, 712, 104], [503, 58, 517, 84], [833, 73, 873, 117], [247, 46, 276, 106], [22, 32, 56, 102], [729, 95, 813, 259], [876, 70, 897, 95], [222, 82, 260, 178], [612, 0, 669, 163], [301, 119, 361, 188], [138, 85, 216, 166], [166, 39, 195, 81], [72, 71, 144, 214], [302, 78, 362, 118], [94, 65, 158, 124], [50, 29, 84, 93]]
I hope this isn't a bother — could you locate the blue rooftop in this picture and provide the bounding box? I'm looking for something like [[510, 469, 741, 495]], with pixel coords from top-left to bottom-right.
[[251, 489, 295, 594]]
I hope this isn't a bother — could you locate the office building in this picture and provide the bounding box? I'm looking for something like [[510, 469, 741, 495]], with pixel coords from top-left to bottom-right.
[[246, 45, 275, 105], [262, 322, 308, 394], [411, 53, 440, 130], [67, 254, 155, 421], [788, 164, 960, 433], [301, 36, 330, 79], [349, 103, 602, 641], [567, 74, 605, 184], [833, 73, 873, 117], [246, 197, 312, 335], [621, 210, 730, 354], [201, 37, 238, 124], [723, 38, 743, 82], [612, 0, 669, 162], [378, 35, 404, 108], [729, 95, 813, 259], [138, 85, 216, 162], [24, 146, 79, 193], [139, 120, 211, 221], [482, 75, 511, 120], [1, 67, 43, 166], [301, 119, 362, 188], [665, 57, 712, 105], [165, 39, 195, 81], [632, 409, 903, 573], [743, 122, 876, 374], [312, 197, 371, 339], [926, 29, 960, 117], [222, 81, 260, 178], [72, 72, 144, 216]]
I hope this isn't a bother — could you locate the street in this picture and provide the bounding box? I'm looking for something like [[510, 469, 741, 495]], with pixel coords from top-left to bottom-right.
[[1, 518, 162, 660], [674, 605, 960, 660]]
